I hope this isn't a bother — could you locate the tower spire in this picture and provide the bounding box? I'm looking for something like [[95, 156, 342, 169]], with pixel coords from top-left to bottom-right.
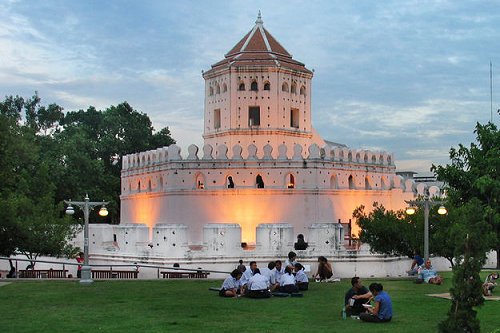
[[255, 10, 263, 25]]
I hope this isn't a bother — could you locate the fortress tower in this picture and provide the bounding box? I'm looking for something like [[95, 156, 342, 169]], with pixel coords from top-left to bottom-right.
[[202, 13, 324, 154]]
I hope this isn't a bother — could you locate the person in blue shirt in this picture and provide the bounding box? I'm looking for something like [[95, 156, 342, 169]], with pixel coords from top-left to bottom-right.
[[359, 283, 392, 323], [407, 250, 424, 276], [418, 259, 443, 285]]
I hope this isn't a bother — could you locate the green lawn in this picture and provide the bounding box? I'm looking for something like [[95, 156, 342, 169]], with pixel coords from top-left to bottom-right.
[[0, 272, 499, 333]]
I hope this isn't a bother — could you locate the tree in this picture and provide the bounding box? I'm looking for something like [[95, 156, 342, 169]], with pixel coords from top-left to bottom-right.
[[57, 102, 175, 223], [439, 200, 495, 333], [354, 202, 456, 266], [432, 122, 500, 268], [0, 94, 77, 259], [0, 93, 176, 258]]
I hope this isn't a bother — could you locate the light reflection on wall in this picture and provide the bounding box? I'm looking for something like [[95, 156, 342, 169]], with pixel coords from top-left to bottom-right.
[[129, 194, 159, 239], [208, 193, 279, 244]]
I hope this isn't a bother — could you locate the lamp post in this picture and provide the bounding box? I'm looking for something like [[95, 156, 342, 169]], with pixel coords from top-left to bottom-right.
[[65, 195, 109, 285], [405, 196, 447, 261]]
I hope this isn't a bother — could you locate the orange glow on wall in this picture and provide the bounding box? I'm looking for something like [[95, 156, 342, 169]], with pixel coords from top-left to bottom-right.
[[129, 194, 159, 238], [211, 193, 279, 244]]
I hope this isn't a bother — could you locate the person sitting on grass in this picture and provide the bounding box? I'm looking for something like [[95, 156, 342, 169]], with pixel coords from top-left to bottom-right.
[[312, 256, 333, 282], [240, 261, 257, 292], [294, 263, 309, 291], [482, 272, 499, 296], [260, 261, 278, 291], [406, 250, 424, 276], [219, 269, 243, 298], [284, 251, 298, 270], [7, 259, 16, 278], [246, 268, 271, 298], [279, 266, 299, 294], [344, 277, 372, 316], [359, 283, 392, 323], [418, 259, 443, 285]]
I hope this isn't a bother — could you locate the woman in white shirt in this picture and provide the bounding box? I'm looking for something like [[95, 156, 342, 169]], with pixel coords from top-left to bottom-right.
[[279, 266, 299, 294], [294, 263, 309, 291], [219, 269, 243, 297]]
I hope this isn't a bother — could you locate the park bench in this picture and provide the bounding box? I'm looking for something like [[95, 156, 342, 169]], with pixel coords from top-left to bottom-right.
[[91, 270, 138, 279], [161, 271, 210, 279], [18, 269, 68, 278]]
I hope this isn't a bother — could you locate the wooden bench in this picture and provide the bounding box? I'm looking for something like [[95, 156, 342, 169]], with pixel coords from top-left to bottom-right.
[[91, 270, 138, 279], [18, 269, 68, 278], [161, 271, 210, 279]]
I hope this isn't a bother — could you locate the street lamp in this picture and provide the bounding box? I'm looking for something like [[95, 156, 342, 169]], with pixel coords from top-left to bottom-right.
[[65, 194, 109, 284], [405, 196, 447, 261]]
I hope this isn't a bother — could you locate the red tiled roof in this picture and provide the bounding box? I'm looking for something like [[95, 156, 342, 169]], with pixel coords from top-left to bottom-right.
[[207, 15, 312, 75]]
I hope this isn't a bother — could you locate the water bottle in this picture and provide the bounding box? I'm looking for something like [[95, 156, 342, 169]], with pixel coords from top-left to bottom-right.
[[342, 306, 346, 320]]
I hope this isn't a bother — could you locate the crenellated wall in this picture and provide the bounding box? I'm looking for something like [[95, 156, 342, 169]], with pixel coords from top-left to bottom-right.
[[119, 142, 438, 248], [121, 143, 396, 194]]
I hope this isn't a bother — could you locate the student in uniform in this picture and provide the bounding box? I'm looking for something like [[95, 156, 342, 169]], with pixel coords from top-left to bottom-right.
[[284, 251, 297, 270], [219, 269, 243, 297], [240, 261, 257, 291], [260, 261, 278, 291], [294, 263, 309, 291], [279, 266, 299, 293], [246, 268, 271, 298], [272, 260, 284, 289]]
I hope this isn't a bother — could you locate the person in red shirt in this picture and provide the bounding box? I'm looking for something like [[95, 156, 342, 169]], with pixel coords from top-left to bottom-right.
[[76, 252, 84, 278]]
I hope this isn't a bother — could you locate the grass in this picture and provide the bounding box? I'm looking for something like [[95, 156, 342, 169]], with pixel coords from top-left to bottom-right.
[[0, 272, 499, 333]]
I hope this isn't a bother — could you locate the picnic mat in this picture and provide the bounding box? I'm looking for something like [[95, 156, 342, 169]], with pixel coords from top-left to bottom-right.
[[427, 293, 500, 301]]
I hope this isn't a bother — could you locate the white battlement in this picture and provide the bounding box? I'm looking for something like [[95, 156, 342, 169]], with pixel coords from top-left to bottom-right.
[[122, 143, 394, 170]]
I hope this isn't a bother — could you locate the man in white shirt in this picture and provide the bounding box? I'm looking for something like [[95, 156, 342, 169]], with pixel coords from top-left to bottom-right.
[[272, 260, 284, 289], [240, 261, 257, 289]]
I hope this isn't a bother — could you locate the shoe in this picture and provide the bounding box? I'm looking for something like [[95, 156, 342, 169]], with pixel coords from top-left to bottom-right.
[[326, 277, 340, 283]]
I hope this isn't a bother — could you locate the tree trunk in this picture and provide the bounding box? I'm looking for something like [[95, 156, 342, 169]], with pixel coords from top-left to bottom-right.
[[496, 248, 500, 269]]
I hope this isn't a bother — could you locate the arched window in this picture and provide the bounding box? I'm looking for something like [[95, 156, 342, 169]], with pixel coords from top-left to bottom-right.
[[250, 81, 258, 91], [365, 177, 372, 190], [222, 83, 227, 92], [196, 174, 205, 189], [209, 86, 214, 96], [264, 82, 271, 90], [227, 176, 235, 188], [216, 84, 220, 94], [256, 175, 264, 188], [348, 175, 355, 189], [330, 175, 338, 189], [300, 86, 306, 95], [287, 174, 295, 189], [281, 82, 289, 92], [290, 82, 297, 94], [238, 82, 245, 91]]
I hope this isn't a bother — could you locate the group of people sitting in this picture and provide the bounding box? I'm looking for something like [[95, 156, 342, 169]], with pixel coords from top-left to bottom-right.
[[220, 252, 330, 298], [344, 276, 393, 323], [407, 252, 443, 285]]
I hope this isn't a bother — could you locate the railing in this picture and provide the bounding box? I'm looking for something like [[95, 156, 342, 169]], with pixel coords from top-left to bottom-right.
[[92, 270, 138, 279], [161, 271, 210, 279], [18, 269, 68, 278]]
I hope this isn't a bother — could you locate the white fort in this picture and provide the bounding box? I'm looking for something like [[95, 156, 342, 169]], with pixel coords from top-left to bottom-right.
[[85, 14, 438, 278]]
